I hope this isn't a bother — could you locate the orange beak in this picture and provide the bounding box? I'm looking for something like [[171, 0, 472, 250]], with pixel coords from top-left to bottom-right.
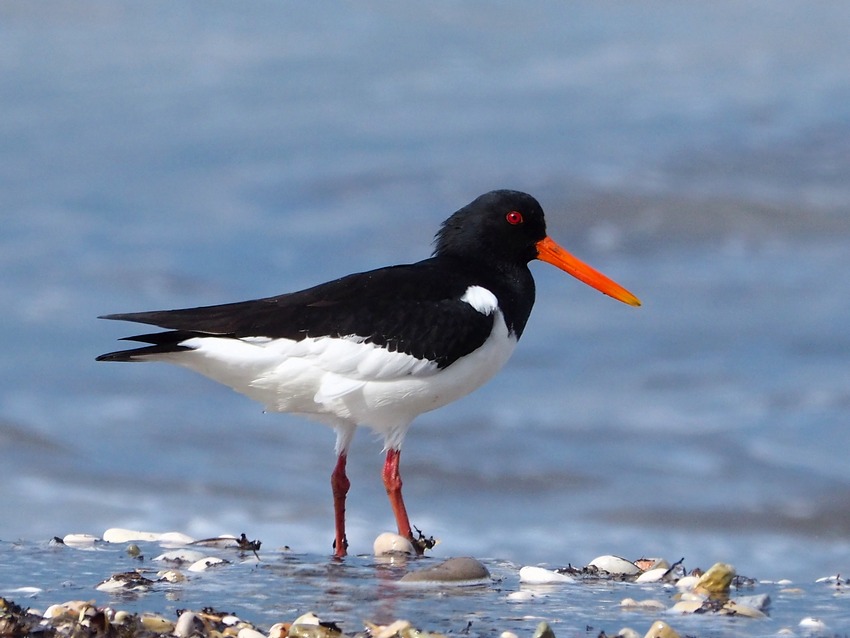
[[535, 236, 641, 307]]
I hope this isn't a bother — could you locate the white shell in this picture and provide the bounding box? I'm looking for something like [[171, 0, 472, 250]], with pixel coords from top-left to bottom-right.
[[588, 555, 640, 575], [102, 528, 161, 543], [187, 556, 228, 572], [636, 567, 668, 583], [62, 534, 99, 548], [518, 565, 574, 584], [237, 629, 267, 638], [373, 532, 415, 556]]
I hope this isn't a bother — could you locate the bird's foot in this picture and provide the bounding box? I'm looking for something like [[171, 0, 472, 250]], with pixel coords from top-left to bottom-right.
[[411, 526, 437, 555], [332, 535, 349, 558]]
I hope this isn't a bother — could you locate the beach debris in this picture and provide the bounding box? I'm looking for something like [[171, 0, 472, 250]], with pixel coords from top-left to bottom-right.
[[400, 557, 490, 584], [693, 562, 735, 597]]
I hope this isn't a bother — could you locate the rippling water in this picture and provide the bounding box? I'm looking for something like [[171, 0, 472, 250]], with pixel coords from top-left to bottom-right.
[[2, 1, 850, 585]]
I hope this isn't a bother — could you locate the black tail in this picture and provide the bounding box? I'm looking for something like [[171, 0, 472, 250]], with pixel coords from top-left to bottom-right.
[[96, 330, 214, 362]]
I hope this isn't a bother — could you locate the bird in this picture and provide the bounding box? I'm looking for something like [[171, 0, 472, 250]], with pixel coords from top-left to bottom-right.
[[97, 189, 640, 557]]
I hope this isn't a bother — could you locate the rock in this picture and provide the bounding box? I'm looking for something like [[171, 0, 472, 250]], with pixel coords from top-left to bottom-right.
[[799, 617, 827, 631], [620, 598, 665, 611], [588, 555, 640, 576], [518, 566, 574, 584], [237, 628, 268, 638], [399, 557, 489, 584], [373, 532, 415, 556], [139, 613, 175, 633], [616, 629, 641, 638], [103, 528, 161, 543], [673, 575, 700, 591], [506, 591, 537, 603]]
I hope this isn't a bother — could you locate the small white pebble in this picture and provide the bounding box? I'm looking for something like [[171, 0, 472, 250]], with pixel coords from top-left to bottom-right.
[[519, 565, 574, 584], [674, 575, 700, 590], [500, 632, 519, 638], [292, 612, 321, 626], [237, 628, 266, 638], [588, 555, 640, 575]]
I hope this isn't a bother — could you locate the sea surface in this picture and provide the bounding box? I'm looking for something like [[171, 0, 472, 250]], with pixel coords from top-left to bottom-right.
[[2, 0, 850, 594]]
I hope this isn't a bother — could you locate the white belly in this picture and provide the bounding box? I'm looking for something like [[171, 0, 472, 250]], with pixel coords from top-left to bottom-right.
[[158, 311, 517, 448]]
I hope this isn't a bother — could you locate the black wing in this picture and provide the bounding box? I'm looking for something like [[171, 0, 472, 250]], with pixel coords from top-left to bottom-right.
[[98, 259, 497, 368]]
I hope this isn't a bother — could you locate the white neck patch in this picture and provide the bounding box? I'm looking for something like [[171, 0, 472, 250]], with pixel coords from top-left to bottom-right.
[[460, 285, 499, 315]]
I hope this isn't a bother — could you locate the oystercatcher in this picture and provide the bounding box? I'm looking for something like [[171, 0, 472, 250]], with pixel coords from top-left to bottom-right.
[[98, 190, 640, 557]]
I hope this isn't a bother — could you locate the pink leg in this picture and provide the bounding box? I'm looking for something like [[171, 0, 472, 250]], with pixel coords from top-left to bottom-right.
[[382, 448, 424, 553], [331, 453, 350, 557]]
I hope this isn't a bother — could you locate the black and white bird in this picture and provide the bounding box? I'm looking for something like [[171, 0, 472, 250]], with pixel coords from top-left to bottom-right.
[[97, 190, 640, 557]]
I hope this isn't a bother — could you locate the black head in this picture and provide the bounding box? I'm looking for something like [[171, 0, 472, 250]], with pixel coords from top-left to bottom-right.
[[433, 190, 547, 267]]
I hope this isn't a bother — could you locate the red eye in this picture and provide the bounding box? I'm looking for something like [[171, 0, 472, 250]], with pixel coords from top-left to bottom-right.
[[506, 211, 523, 225]]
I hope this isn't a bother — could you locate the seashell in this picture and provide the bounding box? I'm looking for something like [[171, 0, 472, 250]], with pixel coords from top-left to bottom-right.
[[269, 622, 290, 638], [187, 556, 229, 572], [62, 533, 99, 548], [292, 612, 322, 626], [156, 569, 186, 583], [500, 632, 519, 638], [617, 629, 641, 638], [634, 558, 668, 571], [103, 528, 162, 543], [670, 600, 704, 614], [674, 575, 699, 591], [620, 598, 665, 611], [95, 571, 155, 592], [174, 611, 197, 638], [635, 568, 668, 584], [531, 621, 555, 638], [153, 549, 208, 564], [720, 601, 765, 618], [158, 531, 197, 546], [506, 591, 537, 603], [373, 532, 415, 556], [237, 628, 267, 638], [694, 563, 735, 597], [587, 555, 640, 576], [399, 557, 489, 584], [140, 612, 175, 633], [799, 617, 827, 631], [374, 619, 412, 638], [189, 534, 241, 548], [643, 620, 680, 638], [518, 566, 574, 584]]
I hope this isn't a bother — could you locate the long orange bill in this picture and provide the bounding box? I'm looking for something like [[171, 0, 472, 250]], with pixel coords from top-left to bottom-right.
[[536, 236, 641, 307]]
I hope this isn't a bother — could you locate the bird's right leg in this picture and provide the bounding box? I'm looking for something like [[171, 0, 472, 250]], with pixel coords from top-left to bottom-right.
[[331, 452, 350, 557], [331, 424, 356, 558]]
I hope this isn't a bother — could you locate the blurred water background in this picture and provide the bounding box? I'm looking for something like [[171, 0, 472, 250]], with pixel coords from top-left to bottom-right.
[[2, 2, 850, 583]]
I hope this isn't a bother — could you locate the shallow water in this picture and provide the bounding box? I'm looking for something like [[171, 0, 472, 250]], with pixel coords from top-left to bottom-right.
[[2, 0, 850, 595], [1, 540, 849, 638]]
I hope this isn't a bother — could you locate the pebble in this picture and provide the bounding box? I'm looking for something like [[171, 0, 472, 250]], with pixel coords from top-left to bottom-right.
[[399, 557, 489, 584], [237, 628, 268, 638], [373, 532, 415, 556], [102, 527, 196, 545], [506, 591, 537, 603], [587, 555, 641, 576], [518, 565, 574, 584]]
